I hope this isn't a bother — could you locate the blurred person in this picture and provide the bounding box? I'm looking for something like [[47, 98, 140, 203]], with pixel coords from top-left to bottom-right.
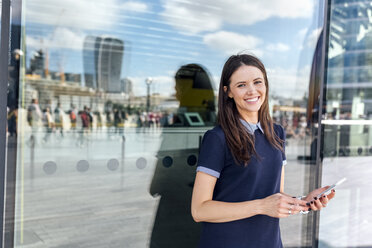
[[113, 108, 121, 134], [7, 106, 18, 137], [191, 54, 336, 248], [77, 106, 90, 147], [69, 104, 78, 132], [42, 107, 53, 143], [54, 103, 64, 138], [27, 98, 42, 144]]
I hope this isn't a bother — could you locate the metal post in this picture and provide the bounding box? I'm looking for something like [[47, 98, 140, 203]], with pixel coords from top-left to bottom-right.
[[311, 1, 331, 247], [0, 0, 12, 246], [145, 77, 153, 114], [121, 135, 125, 190], [30, 135, 35, 190]]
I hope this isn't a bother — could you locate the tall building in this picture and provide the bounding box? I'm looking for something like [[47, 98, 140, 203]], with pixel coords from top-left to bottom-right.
[[327, 1, 372, 150], [121, 77, 133, 95], [83, 35, 124, 92]]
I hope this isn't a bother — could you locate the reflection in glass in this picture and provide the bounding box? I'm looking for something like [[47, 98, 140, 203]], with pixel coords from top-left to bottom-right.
[[5, 0, 328, 247], [319, 1, 372, 247]]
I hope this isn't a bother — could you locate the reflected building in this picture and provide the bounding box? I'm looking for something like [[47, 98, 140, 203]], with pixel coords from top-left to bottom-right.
[[83, 35, 124, 92], [326, 1, 372, 154], [121, 77, 133, 95]]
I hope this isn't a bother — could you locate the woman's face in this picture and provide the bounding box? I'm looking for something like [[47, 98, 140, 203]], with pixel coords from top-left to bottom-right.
[[225, 65, 266, 123]]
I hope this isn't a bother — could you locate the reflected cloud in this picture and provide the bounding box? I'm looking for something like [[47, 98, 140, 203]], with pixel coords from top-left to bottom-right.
[[120, 1, 149, 12], [268, 65, 311, 99], [26, 0, 121, 30], [203, 31, 262, 56], [26, 28, 85, 50], [266, 43, 290, 52], [161, 0, 313, 34], [128, 75, 176, 96]]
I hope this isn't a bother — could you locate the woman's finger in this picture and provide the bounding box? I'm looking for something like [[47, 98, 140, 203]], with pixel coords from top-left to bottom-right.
[[326, 189, 336, 200], [313, 198, 323, 209], [309, 200, 318, 211], [320, 195, 329, 207]]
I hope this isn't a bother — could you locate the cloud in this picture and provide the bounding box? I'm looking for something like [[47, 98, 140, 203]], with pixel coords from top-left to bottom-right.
[[128, 75, 176, 97], [203, 31, 262, 56], [306, 28, 322, 49], [267, 65, 311, 99], [26, 28, 85, 50], [160, 1, 222, 34], [121, 1, 149, 12], [266, 43, 290, 52], [25, 0, 121, 30], [161, 0, 313, 34], [297, 27, 322, 50]]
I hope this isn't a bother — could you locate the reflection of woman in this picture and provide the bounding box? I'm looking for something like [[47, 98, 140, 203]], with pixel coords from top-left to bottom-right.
[[149, 64, 216, 248], [191, 54, 336, 248]]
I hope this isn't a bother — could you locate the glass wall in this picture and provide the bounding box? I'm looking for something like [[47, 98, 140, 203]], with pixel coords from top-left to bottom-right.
[[319, 0, 372, 247], [2, 0, 352, 247]]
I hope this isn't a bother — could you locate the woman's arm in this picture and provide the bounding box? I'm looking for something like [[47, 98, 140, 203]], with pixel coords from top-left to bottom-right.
[[191, 171, 309, 223]]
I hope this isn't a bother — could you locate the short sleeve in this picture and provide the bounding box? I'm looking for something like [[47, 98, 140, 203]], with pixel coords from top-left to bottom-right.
[[276, 124, 287, 166], [196, 130, 225, 178]]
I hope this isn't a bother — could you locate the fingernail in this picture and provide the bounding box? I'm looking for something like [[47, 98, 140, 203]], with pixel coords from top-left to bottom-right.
[[306, 203, 310, 206], [314, 197, 317, 200]]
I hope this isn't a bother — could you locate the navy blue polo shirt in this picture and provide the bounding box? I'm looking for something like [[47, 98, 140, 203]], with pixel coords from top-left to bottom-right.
[[196, 121, 286, 248]]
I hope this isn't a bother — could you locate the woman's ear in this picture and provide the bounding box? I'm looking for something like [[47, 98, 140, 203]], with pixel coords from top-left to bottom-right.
[[224, 86, 233, 98]]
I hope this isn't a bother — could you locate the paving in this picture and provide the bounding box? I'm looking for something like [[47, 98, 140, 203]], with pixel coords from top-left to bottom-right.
[[6, 127, 372, 247]]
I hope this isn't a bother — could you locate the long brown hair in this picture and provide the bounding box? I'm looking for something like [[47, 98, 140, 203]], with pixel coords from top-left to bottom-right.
[[217, 54, 284, 165]]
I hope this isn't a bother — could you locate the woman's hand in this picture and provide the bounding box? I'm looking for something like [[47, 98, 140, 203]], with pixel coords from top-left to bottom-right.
[[304, 186, 336, 211], [260, 193, 309, 218]]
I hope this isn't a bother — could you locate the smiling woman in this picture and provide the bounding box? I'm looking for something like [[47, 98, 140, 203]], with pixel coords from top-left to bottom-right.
[[191, 54, 335, 248]]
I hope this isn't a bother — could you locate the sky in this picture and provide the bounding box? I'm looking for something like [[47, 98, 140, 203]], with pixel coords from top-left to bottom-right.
[[23, 0, 324, 99]]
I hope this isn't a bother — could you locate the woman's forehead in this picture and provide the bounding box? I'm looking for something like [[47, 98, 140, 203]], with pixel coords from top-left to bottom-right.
[[230, 65, 264, 83]]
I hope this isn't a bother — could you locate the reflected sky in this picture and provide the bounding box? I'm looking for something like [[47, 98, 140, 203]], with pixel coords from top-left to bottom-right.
[[24, 0, 322, 98]]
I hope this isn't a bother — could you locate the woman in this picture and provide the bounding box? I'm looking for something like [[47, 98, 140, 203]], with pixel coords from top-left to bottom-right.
[[191, 54, 335, 248]]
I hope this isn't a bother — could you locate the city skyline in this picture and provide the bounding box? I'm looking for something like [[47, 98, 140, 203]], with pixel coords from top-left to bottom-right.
[[24, 0, 323, 98]]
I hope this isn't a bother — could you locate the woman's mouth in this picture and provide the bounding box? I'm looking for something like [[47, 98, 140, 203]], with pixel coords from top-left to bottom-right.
[[245, 97, 259, 103]]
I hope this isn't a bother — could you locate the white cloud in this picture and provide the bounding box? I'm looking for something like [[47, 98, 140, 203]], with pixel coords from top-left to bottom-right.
[[297, 27, 323, 50], [121, 1, 149, 12], [160, 1, 222, 34], [26, 0, 121, 30], [266, 43, 290, 52], [26, 28, 85, 50], [267, 65, 311, 99], [203, 31, 262, 56], [307, 28, 322, 48], [161, 0, 313, 34], [129, 75, 176, 96]]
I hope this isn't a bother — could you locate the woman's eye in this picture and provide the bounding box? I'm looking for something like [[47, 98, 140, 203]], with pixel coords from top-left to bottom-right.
[[254, 81, 262, 84], [237, 84, 245, 88]]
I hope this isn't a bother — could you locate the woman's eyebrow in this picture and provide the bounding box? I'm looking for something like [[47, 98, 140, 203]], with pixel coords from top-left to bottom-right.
[[233, 77, 263, 85]]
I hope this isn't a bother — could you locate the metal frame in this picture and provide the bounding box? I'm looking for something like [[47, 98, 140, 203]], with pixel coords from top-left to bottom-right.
[[0, 0, 12, 247], [312, 0, 332, 247]]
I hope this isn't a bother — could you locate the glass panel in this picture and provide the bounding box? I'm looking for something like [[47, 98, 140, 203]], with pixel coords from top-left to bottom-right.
[[9, 0, 325, 247], [319, 0, 372, 247]]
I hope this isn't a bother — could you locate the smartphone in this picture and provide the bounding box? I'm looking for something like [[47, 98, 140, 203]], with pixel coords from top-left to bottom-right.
[[317, 177, 346, 198]]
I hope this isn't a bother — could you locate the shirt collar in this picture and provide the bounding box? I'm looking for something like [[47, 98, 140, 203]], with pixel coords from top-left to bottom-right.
[[240, 119, 264, 134]]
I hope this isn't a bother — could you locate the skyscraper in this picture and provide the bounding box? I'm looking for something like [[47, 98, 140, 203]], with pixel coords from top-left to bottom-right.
[[83, 35, 124, 92]]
